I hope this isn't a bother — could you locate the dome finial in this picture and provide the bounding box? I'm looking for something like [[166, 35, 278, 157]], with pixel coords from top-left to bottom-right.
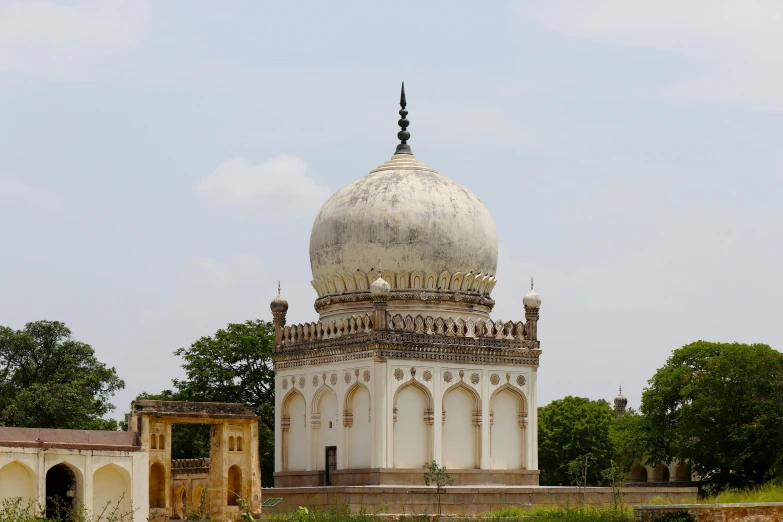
[[531, 276, 534, 290], [278, 280, 281, 296], [395, 82, 412, 155]]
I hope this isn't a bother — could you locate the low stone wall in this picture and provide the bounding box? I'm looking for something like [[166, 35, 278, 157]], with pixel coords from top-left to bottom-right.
[[263, 485, 698, 515], [634, 503, 783, 522], [274, 469, 539, 487]]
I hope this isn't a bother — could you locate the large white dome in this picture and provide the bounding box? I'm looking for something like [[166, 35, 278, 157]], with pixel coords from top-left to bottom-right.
[[309, 153, 499, 304]]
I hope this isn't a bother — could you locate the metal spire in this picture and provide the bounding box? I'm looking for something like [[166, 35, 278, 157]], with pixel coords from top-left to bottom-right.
[[395, 82, 412, 155], [277, 281, 281, 296], [530, 277, 534, 290]]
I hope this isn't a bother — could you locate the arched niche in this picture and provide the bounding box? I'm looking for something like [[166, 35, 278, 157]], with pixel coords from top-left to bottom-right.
[[628, 463, 648, 483], [149, 461, 165, 509], [442, 381, 481, 469], [281, 388, 307, 471], [652, 463, 670, 482], [0, 461, 36, 506], [489, 384, 528, 470], [93, 463, 132, 516], [393, 379, 433, 468], [312, 384, 339, 470], [343, 381, 372, 468]]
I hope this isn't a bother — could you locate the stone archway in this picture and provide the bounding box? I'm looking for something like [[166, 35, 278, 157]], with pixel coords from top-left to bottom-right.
[[46, 463, 77, 519]]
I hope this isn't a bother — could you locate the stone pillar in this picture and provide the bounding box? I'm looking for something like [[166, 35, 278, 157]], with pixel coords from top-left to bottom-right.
[[373, 357, 388, 468], [524, 306, 539, 341], [372, 300, 388, 331], [208, 422, 228, 519], [248, 421, 262, 512]]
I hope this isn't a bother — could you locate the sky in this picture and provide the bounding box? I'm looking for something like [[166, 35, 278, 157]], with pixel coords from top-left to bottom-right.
[[2, 0, 782, 422]]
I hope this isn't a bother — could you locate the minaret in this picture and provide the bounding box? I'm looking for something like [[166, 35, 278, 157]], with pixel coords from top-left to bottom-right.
[[270, 281, 288, 344], [614, 386, 628, 417], [523, 277, 542, 341], [370, 264, 390, 330]]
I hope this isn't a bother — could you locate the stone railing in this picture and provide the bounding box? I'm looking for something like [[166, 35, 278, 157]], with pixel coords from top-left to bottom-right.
[[280, 314, 374, 345], [387, 313, 530, 340], [278, 313, 531, 346], [171, 458, 210, 474]]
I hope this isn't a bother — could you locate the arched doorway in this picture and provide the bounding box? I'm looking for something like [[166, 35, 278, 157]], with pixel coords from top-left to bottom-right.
[[46, 463, 76, 519], [149, 462, 165, 509], [675, 463, 690, 482], [227, 465, 242, 506], [628, 464, 648, 483]]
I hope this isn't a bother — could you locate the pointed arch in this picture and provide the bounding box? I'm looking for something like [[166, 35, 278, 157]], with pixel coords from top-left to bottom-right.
[[393, 378, 434, 468], [281, 387, 306, 471], [490, 384, 528, 470], [311, 384, 337, 415], [93, 463, 131, 515], [442, 379, 482, 469], [0, 460, 36, 504], [344, 380, 372, 468]]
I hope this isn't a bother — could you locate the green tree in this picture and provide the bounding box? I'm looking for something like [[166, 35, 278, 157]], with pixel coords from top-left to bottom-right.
[[609, 407, 651, 474], [423, 460, 454, 516], [171, 319, 276, 486], [0, 320, 124, 430], [538, 396, 615, 486], [641, 341, 783, 489]]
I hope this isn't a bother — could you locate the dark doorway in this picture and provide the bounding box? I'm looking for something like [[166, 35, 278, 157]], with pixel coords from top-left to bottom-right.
[[46, 464, 75, 519], [325, 446, 337, 486]]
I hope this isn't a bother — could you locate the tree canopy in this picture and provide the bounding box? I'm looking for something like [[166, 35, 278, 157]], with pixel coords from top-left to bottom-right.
[[0, 320, 124, 430], [641, 341, 783, 489], [538, 396, 616, 486]]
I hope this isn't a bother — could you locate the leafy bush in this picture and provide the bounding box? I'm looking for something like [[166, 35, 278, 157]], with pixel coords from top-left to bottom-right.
[[702, 482, 783, 504]]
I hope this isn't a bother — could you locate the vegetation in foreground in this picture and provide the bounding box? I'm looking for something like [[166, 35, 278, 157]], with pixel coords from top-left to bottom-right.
[[701, 482, 783, 504], [0, 497, 134, 522], [485, 506, 632, 521]]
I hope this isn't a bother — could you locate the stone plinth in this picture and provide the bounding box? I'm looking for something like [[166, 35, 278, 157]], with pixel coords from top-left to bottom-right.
[[262, 485, 698, 515], [274, 468, 540, 487]]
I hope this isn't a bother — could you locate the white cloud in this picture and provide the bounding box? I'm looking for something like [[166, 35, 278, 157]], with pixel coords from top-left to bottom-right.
[[523, 1, 783, 112], [0, 0, 151, 81], [196, 155, 331, 219], [0, 176, 63, 210]]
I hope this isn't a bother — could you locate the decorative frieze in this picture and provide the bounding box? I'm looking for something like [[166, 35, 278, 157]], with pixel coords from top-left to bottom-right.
[[311, 269, 498, 299]]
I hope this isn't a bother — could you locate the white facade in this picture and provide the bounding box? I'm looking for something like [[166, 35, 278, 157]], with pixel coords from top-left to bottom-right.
[[274, 360, 537, 474], [0, 446, 148, 522]]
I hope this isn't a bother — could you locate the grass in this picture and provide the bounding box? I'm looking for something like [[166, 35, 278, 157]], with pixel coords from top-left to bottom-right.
[[701, 483, 783, 504], [485, 506, 632, 521]]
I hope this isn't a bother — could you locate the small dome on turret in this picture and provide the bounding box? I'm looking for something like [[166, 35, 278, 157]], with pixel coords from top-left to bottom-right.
[[270, 282, 289, 314], [523, 278, 541, 309], [370, 273, 391, 298]]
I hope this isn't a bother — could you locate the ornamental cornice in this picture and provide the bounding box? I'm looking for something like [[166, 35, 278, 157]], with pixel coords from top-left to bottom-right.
[[310, 269, 498, 303], [313, 289, 495, 313], [271, 331, 541, 370]]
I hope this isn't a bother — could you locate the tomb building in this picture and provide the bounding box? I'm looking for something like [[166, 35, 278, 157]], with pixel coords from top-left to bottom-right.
[[271, 85, 543, 487]]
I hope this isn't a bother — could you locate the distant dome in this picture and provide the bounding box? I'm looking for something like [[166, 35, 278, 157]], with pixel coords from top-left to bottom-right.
[[309, 154, 498, 300]]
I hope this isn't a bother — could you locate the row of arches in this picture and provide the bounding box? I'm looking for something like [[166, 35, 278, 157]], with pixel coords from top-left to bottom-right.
[[282, 381, 372, 471], [0, 461, 131, 516], [628, 463, 691, 483], [280, 378, 528, 472]]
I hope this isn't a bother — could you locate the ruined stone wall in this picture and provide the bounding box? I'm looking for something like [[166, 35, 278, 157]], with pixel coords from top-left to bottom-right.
[[634, 503, 783, 522]]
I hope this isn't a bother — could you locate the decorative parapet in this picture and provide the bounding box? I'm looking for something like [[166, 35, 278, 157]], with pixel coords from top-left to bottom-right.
[[276, 313, 534, 348], [171, 458, 210, 474], [311, 270, 498, 299], [386, 313, 529, 340], [279, 314, 374, 345]]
